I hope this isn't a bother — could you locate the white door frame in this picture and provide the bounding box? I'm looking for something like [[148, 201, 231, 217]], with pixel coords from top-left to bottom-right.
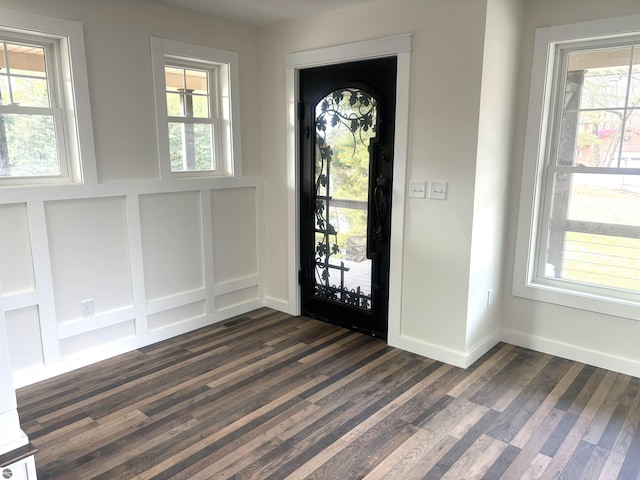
[[285, 35, 412, 346]]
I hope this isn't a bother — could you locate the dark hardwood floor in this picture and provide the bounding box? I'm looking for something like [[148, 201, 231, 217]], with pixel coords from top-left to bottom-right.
[[16, 308, 640, 479]]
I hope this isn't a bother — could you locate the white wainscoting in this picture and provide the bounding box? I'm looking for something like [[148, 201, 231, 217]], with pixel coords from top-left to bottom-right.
[[0, 178, 265, 387]]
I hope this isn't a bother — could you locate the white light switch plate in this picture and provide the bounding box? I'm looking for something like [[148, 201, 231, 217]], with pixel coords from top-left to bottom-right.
[[409, 180, 426, 198], [429, 181, 448, 200]]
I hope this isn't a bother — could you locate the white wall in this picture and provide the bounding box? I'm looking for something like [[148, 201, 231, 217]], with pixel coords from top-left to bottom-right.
[[0, 0, 260, 180], [0, 0, 266, 386], [503, 0, 640, 377], [0, 181, 265, 387], [2, 0, 639, 399], [466, 0, 524, 355], [259, 0, 521, 365]]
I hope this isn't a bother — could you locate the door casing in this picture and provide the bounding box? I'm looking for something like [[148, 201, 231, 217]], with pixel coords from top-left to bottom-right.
[[284, 35, 412, 347]]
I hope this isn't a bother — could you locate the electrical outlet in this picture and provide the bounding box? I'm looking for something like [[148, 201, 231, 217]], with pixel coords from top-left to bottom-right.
[[81, 299, 94, 318]]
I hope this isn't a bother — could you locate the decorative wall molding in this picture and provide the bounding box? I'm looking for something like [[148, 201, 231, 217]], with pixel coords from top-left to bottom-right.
[[0, 175, 262, 205], [214, 275, 259, 296], [2, 291, 38, 312], [146, 288, 207, 316], [1, 178, 266, 387], [57, 306, 135, 340]]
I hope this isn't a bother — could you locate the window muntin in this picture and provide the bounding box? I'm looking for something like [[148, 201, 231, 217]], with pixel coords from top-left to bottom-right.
[[150, 37, 240, 179], [164, 63, 218, 173], [0, 37, 67, 179], [0, 7, 98, 187], [536, 40, 640, 301]]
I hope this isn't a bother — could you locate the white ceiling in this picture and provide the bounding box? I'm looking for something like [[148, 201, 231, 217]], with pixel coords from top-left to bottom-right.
[[149, 0, 380, 26]]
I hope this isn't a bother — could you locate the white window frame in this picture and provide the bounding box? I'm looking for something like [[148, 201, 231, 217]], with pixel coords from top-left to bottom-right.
[[0, 8, 96, 186], [150, 37, 242, 179], [165, 60, 221, 173], [514, 14, 640, 321]]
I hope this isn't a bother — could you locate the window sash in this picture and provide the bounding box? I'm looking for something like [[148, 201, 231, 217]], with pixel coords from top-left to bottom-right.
[[0, 35, 69, 182], [165, 62, 219, 119], [150, 37, 241, 179], [533, 38, 640, 301], [164, 61, 221, 175]]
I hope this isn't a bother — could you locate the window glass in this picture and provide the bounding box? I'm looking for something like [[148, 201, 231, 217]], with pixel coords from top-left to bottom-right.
[[1, 113, 59, 176], [151, 37, 240, 178], [168, 122, 214, 172], [164, 64, 215, 172], [0, 39, 59, 178], [540, 42, 640, 297], [0, 8, 97, 186], [558, 45, 640, 169]]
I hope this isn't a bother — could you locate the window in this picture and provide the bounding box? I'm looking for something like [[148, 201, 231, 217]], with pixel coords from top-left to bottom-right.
[[165, 64, 219, 172], [0, 8, 96, 185], [150, 38, 241, 179], [515, 15, 640, 319]]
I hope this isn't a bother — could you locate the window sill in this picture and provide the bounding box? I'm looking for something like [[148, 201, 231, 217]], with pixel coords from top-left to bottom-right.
[[513, 279, 640, 322]]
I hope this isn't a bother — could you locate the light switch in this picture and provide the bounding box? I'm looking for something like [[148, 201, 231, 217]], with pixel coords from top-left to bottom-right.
[[409, 180, 426, 198], [429, 181, 448, 200]]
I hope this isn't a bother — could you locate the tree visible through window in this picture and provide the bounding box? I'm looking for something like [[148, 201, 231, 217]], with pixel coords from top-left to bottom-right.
[[150, 37, 240, 179], [165, 64, 218, 173], [0, 38, 64, 178], [540, 42, 640, 297]]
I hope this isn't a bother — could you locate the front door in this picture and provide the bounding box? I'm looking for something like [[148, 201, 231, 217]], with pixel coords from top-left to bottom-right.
[[299, 57, 397, 339]]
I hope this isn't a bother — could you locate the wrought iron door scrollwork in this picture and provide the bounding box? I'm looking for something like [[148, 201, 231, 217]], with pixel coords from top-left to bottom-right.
[[312, 88, 377, 310]]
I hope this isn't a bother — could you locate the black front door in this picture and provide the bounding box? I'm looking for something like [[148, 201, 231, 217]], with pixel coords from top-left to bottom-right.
[[299, 57, 397, 339]]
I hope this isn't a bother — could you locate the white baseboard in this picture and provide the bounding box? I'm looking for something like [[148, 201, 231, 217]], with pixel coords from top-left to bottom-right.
[[13, 299, 267, 388], [502, 328, 640, 378], [265, 296, 296, 315], [392, 335, 468, 368], [465, 330, 502, 367], [14, 341, 137, 389], [391, 330, 501, 369]]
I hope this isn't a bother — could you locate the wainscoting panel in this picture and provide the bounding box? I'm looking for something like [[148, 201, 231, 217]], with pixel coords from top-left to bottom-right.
[[45, 196, 132, 323], [4, 307, 42, 373], [139, 191, 204, 300], [0, 203, 34, 293], [0, 177, 265, 387]]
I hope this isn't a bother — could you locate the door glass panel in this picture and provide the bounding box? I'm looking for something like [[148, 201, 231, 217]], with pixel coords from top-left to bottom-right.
[[313, 88, 377, 309]]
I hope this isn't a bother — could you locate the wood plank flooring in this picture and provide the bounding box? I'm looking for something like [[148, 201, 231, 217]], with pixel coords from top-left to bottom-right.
[[16, 308, 640, 479]]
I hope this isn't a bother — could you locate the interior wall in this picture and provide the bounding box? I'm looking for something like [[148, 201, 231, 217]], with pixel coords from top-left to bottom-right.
[[0, 0, 266, 386], [503, 0, 640, 377], [0, 0, 261, 180], [2, 0, 638, 393], [1, 183, 265, 386], [259, 0, 495, 360], [465, 0, 524, 353]]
